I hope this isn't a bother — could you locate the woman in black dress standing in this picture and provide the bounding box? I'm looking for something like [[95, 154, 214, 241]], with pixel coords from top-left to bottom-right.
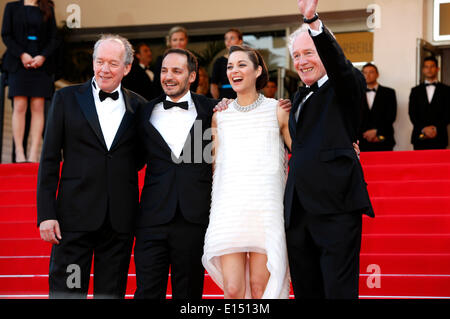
[[2, 0, 57, 162]]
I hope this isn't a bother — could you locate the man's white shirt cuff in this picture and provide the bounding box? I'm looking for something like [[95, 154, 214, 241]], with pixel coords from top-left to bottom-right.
[[308, 20, 323, 36]]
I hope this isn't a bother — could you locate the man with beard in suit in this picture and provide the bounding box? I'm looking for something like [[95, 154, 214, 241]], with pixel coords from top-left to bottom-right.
[[133, 48, 216, 299], [409, 56, 450, 150], [284, 0, 374, 299], [37, 34, 146, 298], [359, 63, 397, 151]]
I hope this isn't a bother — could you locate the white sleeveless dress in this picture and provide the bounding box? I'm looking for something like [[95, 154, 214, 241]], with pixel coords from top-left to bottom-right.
[[202, 96, 290, 299]]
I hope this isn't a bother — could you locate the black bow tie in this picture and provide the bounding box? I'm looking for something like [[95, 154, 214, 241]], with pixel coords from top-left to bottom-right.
[[425, 82, 437, 87], [99, 90, 119, 102], [306, 82, 319, 93], [298, 82, 319, 99], [366, 88, 377, 92], [163, 100, 189, 110]]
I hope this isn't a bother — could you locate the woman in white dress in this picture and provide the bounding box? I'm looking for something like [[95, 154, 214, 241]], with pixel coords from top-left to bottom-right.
[[202, 45, 292, 299]]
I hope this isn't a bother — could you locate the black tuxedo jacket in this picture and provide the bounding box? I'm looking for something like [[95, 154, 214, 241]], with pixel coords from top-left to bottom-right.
[[359, 85, 397, 151], [37, 80, 146, 233], [284, 26, 374, 229], [1, 0, 58, 75], [122, 61, 157, 101], [408, 82, 450, 149], [137, 92, 217, 227]]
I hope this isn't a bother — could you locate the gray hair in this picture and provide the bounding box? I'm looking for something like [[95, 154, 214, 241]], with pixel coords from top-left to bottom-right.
[[288, 23, 335, 57], [93, 34, 134, 66], [288, 24, 310, 57]]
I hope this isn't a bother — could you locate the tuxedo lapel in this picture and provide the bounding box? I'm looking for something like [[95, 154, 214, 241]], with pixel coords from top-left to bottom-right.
[[371, 86, 380, 111], [429, 83, 441, 105], [109, 88, 136, 151], [288, 106, 297, 139], [420, 84, 431, 105], [75, 80, 107, 150], [191, 93, 209, 121], [297, 81, 330, 123], [143, 95, 173, 154], [180, 92, 205, 157], [289, 87, 307, 138]]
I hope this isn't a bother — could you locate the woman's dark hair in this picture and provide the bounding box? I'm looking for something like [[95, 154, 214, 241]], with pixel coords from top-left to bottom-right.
[[162, 48, 198, 74], [38, 0, 54, 22], [228, 45, 269, 90]]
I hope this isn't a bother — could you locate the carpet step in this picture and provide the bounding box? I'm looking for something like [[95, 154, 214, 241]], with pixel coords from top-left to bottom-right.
[[363, 163, 450, 181], [0, 176, 38, 190], [2, 213, 449, 239], [0, 164, 39, 176], [360, 253, 450, 275], [359, 150, 450, 165], [2, 253, 450, 277], [0, 190, 36, 205], [371, 196, 450, 215], [0, 205, 36, 222], [358, 275, 450, 298], [3, 234, 450, 257], [0, 294, 228, 299], [1, 273, 450, 299], [0, 239, 51, 256], [0, 257, 50, 275], [0, 274, 224, 296], [362, 215, 450, 234], [367, 180, 450, 197], [2, 196, 449, 224], [361, 234, 450, 254], [0, 222, 40, 239]]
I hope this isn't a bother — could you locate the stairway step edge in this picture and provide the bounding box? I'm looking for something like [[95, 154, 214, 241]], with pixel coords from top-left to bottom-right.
[[2, 273, 449, 278], [363, 233, 450, 237]]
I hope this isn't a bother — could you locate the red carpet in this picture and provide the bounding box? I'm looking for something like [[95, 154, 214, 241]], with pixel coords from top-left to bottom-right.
[[0, 149, 449, 299]]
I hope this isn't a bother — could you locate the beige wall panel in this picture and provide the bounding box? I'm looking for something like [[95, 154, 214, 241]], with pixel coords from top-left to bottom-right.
[[0, 0, 434, 151], [53, 0, 373, 28], [373, 0, 424, 151]]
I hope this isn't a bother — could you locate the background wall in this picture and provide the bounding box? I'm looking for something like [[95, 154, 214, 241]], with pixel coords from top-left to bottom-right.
[[0, 0, 447, 151], [373, 0, 424, 151], [51, 0, 372, 28]]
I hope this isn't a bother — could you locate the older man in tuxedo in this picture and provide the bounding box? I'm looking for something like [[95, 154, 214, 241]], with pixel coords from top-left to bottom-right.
[[37, 34, 146, 298], [284, 0, 374, 299]]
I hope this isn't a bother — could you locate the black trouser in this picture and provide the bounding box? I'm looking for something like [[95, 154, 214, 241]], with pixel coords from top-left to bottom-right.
[[286, 191, 362, 299], [48, 215, 134, 299], [134, 209, 207, 299]]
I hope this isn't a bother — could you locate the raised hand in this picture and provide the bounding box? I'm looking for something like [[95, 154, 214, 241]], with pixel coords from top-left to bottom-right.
[[297, 0, 319, 19]]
